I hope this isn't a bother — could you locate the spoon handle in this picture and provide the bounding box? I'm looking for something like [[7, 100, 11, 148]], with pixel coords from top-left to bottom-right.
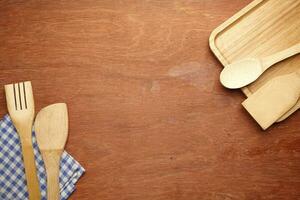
[[262, 43, 300, 71]]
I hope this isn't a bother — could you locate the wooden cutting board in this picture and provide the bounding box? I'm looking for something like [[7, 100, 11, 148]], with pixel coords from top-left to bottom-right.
[[209, 0, 300, 121]]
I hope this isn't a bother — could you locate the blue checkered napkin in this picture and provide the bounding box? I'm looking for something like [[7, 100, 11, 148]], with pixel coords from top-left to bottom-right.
[[0, 114, 85, 200]]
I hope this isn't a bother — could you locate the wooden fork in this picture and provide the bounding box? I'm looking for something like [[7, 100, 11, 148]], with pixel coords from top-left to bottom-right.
[[5, 81, 41, 200]]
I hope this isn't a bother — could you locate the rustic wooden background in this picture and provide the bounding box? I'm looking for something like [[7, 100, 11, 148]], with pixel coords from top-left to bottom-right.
[[1, 0, 300, 199]]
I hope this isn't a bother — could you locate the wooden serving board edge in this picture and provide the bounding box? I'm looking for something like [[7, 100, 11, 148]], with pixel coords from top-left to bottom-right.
[[209, 0, 266, 97]]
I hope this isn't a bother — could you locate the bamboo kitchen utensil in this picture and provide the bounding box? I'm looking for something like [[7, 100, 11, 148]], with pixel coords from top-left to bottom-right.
[[5, 81, 41, 200], [210, 0, 300, 122], [242, 71, 300, 130], [277, 101, 300, 122], [34, 103, 69, 200], [220, 43, 300, 89]]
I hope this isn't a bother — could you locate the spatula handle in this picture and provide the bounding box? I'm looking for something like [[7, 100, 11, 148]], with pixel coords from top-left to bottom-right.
[[42, 150, 62, 200], [20, 138, 41, 200], [262, 43, 300, 70]]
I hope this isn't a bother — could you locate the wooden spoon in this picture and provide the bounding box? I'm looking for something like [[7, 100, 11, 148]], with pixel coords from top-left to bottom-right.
[[34, 103, 68, 200], [220, 43, 300, 89]]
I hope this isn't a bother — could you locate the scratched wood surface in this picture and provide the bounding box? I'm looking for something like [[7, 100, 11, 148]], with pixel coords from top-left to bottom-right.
[[0, 0, 300, 199]]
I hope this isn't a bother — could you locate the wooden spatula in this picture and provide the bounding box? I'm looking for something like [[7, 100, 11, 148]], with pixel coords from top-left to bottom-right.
[[5, 81, 41, 200], [242, 71, 300, 130], [34, 103, 68, 200], [277, 100, 300, 122], [220, 43, 300, 89]]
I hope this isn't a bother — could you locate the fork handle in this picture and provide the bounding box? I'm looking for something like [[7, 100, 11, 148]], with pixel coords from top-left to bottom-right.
[[20, 138, 41, 200]]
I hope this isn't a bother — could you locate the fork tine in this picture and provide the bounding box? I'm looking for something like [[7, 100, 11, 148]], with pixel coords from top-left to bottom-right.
[[15, 83, 22, 110], [18, 82, 28, 110], [5, 81, 34, 112], [23, 82, 27, 109], [17, 83, 23, 110], [4, 84, 17, 112], [23, 81, 34, 110], [13, 84, 18, 110]]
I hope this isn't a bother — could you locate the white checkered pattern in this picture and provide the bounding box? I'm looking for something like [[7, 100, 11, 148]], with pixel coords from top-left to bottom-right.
[[0, 115, 85, 200]]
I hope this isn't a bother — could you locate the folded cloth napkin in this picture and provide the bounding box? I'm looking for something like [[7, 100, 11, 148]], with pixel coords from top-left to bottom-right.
[[0, 114, 85, 200]]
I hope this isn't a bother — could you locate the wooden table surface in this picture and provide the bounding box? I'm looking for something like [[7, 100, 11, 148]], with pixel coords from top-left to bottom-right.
[[1, 0, 300, 199]]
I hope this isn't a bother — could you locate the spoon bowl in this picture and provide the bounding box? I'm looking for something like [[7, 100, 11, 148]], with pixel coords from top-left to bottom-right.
[[220, 43, 300, 89], [220, 58, 263, 89]]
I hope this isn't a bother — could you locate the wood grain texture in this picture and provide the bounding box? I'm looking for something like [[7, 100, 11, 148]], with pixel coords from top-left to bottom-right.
[[210, 0, 300, 120], [0, 0, 300, 200]]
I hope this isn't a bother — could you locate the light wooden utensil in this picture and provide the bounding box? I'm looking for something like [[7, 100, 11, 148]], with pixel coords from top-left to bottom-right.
[[34, 103, 68, 200], [210, 0, 300, 121], [5, 81, 41, 200], [220, 43, 300, 89], [277, 101, 300, 122], [242, 71, 300, 130]]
